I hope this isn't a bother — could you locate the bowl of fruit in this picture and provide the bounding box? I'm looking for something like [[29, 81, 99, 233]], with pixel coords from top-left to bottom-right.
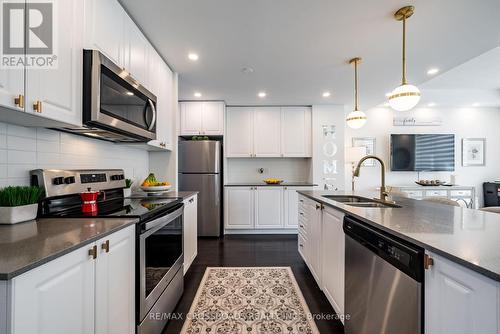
[[140, 173, 172, 193], [263, 178, 283, 185]]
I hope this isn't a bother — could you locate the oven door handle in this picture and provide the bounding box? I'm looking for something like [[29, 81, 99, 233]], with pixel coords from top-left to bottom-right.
[[142, 205, 183, 235]]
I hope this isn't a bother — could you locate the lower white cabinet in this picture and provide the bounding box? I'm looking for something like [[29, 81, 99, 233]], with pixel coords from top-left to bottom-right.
[[321, 206, 345, 317], [297, 194, 345, 319], [8, 225, 135, 334], [225, 186, 311, 231], [183, 195, 198, 274], [425, 252, 500, 334], [254, 187, 283, 229]]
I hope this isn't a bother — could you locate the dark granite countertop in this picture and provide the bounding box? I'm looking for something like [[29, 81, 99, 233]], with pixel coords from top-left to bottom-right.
[[298, 190, 500, 282], [0, 217, 137, 280], [225, 182, 316, 187]]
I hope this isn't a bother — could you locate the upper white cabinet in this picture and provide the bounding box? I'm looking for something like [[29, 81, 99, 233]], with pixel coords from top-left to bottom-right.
[[84, 0, 125, 67], [179, 101, 225, 136], [25, 0, 83, 126], [425, 252, 500, 334], [226, 106, 312, 158], [254, 187, 283, 229], [123, 16, 149, 86], [254, 107, 281, 157], [281, 107, 312, 157], [226, 107, 254, 157], [183, 194, 198, 274], [9, 225, 135, 334]]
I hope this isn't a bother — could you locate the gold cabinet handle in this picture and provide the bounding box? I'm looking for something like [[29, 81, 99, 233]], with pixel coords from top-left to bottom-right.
[[89, 245, 97, 259], [33, 100, 42, 113], [424, 254, 434, 270], [14, 94, 24, 108], [315, 204, 321, 210], [102, 240, 110, 253]]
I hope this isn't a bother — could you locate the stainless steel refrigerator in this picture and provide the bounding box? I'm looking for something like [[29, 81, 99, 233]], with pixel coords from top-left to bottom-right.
[[178, 140, 222, 237]]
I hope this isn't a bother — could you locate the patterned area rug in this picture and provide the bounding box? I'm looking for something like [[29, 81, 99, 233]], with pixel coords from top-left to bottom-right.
[[181, 267, 319, 334]]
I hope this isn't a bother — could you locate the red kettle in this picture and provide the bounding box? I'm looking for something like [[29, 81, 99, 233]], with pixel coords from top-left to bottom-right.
[[80, 188, 105, 213]]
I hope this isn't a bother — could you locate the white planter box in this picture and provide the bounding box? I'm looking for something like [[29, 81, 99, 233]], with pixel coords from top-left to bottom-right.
[[0, 204, 38, 224], [123, 188, 132, 198]]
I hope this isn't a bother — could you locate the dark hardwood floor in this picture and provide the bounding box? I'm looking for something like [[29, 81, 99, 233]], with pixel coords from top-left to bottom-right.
[[162, 235, 345, 333]]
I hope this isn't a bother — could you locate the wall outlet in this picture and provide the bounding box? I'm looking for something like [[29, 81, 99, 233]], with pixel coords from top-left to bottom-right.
[[258, 168, 269, 174]]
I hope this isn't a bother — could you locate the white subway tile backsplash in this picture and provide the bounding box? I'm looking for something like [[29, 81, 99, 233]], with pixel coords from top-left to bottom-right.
[[8, 150, 36, 164], [7, 136, 37, 151], [0, 123, 149, 187], [7, 124, 36, 138]]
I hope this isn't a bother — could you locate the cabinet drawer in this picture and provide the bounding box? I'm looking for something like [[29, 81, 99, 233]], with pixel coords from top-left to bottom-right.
[[298, 233, 307, 261], [450, 190, 472, 197], [298, 219, 307, 236], [425, 190, 448, 197], [404, 190, 423, 198]]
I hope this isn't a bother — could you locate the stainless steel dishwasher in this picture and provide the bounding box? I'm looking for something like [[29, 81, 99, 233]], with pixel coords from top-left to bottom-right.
[[344, 216, 424, 334]]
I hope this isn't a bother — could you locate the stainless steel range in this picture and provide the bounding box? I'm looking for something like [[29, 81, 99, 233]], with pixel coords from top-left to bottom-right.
[[30, 169, 184, 334]]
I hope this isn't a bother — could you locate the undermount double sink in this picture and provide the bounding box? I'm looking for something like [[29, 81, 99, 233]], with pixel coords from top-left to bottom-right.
[[322, 195, 402, 208]]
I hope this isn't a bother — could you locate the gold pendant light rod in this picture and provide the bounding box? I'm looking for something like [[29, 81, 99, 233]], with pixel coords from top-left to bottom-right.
[[349, 57, 362, 111], [394, 6, 414, 85]]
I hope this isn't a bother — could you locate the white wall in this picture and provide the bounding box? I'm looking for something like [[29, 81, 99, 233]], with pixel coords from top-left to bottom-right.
[[345, 106, 500, 205], [311, 105, 346, 190], [0, 122, 149, 188], [225, 158, 312, 183]]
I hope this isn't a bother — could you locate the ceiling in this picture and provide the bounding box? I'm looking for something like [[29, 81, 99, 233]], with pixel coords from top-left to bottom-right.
[[119, 0, 500, 108]]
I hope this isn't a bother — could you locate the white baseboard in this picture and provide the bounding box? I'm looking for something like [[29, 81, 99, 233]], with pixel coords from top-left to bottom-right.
[[224, 229, 298, 235]]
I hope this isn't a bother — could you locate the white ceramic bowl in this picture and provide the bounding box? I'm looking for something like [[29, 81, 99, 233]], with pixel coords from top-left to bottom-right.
[[140, 185, 172, 192]]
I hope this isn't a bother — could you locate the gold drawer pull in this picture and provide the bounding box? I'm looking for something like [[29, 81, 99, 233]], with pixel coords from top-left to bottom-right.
[[89, 245, 97, 259], [424, 254, 434, 270], [33, 100, 42, 113], [102, 240, 110, 253], [14, 94, 24, 108]]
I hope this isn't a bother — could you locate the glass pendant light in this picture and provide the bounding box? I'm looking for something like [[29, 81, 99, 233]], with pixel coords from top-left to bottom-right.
[[346, 57, 367, 129], [388, 6, 421, 111]]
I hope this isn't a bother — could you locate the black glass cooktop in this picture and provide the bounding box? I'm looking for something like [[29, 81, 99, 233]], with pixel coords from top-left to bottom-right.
[[42, 197, 182, 220]]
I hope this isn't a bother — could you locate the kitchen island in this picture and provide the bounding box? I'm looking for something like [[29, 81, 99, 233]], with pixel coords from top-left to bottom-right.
[[298, 190, 500, 334]]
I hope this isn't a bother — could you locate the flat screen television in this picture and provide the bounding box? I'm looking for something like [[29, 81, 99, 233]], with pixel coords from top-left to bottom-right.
[[390, 134, 455, 171]]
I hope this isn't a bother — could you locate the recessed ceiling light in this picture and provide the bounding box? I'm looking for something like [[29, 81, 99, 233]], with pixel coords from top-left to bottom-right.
[[258, 92, 266, 98], [125, 91, 134, 96], [322, 91, 331, 98], [241, 66, 254, 74], [472, 102, 480, 107], [427, 68, 440, 75], [427, 102, 436, 107], [194, 92, 202, 98], [188, 53, 199, 61]]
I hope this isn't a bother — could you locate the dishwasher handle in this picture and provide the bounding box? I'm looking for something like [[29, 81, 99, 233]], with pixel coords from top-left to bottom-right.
[[344, 216, 424, 282]]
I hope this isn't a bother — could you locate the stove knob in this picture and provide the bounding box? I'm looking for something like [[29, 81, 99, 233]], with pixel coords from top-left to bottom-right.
[[64, 176, 76, 184], [53, 177, 64, 185]]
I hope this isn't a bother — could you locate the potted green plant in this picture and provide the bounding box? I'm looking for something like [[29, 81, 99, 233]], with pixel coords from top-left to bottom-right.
[[0, 186, 43, 224], [123, 179, 133, 197]]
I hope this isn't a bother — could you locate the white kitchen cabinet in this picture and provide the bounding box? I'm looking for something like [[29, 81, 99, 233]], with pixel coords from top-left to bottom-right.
[[224, 187, 255, 229], [254, 107, 281, 157], [123, 16, 149, 86], [226, 107, 254, 157], [281, 107, 312, 157], [8, 225, 135, 334], [10, 242, 95, 334], [254, 187, 283, 229], [179, 101, 225, 136], [95, 226, 135, 334], [226, 106, 312, 158], [425, 252, 500, 334], [84, 0, 125, 67], [183, 195, 198, 275], [284, 187, 313, 228], [25, 0, 83, 126], [321, 206, 345, 317], [308, 200, 323, 284]]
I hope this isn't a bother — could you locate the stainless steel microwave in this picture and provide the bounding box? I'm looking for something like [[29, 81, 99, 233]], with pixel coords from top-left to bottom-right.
[[79, 49, 157, 142]]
